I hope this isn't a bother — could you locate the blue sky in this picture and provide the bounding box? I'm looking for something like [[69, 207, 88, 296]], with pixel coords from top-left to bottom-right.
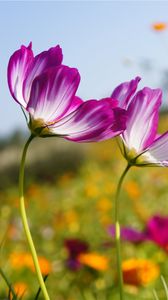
[[1, 1, 168, 137]]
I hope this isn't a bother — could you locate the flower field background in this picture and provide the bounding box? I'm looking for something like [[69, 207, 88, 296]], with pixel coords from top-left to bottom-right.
[[0, 113, 168, 299]]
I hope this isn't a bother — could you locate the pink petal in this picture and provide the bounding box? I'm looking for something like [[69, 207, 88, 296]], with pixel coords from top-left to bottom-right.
[[7, 43, 33, 107], [64, 96, 83, 116], [108, 225, 146, 243], [111, 76, 141, 108], [122, 87, 162, 152], [27, 65, 80, 122], [23, 45, 63, 102], [145, 216, 168, 247], [146, 131, 168, 166], [91, 107, 127, 141], [48, 98, 127, 142]]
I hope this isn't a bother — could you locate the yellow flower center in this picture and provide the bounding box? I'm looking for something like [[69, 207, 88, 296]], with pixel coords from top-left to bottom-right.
[[123, 146, 151, 166], [28, 118, 54, 137]]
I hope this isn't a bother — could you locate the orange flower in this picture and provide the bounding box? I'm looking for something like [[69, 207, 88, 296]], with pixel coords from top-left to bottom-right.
[[31, 256, 52, 274], [97, 197, 112, 212], [78, 252, 109, 271], [12, 282, 28, 298], [85, 184, 99, 198], [7, 224, 20, 240], [10, 252, 52, 275], [124, 181, 140, 199], [122, 258, 160, 286], [152, 22, 167, 31]]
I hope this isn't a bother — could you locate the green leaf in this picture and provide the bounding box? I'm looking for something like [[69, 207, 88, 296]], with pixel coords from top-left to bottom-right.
[[161, 275, 168, 300], [0, 268, 17, 299]]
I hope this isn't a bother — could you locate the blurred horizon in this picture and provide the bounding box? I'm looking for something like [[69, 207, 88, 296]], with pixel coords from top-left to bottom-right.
[[1, 1, 168, 137]]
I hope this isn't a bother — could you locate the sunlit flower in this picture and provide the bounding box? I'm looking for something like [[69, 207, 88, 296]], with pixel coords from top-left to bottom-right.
[[78, 252, 109, 271], [10, 252, 52, 275], [152, 22, 167, 31], [122, 258, 160, 286], [111, 77, 168, 166], [8, 43, 127, 142]]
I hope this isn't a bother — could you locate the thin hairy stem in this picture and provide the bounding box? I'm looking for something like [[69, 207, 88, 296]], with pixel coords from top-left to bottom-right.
[[114, 164, 131, 300], [19, 135, 50, 300]]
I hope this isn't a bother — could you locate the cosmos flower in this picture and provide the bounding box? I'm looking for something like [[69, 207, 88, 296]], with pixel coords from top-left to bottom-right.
[[64, 238, 89, 271], [64, 239, 108, 272], [122, 258, 160, 286], [111, 77, 168, 166], [108, 215, 168, 252], [145, 215, 168, 251], [108, 225, 146, 244], [8, 43, 127, 142]]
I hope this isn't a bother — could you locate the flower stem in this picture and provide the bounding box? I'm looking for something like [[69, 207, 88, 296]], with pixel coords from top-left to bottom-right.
[[19, 135, 50, 300], [115, 163, 131, 300]]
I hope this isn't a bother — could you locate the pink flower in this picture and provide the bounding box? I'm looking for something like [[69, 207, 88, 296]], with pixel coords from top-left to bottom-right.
[[8, 43, 127, 142], [108, 215, 168, 252], [111, 77, 168, 166], [145, 215, 168, 250]]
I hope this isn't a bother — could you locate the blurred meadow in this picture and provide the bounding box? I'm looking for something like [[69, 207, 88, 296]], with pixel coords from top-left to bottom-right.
[[2, 1, 168, 300], [1, 113, 168, 299]]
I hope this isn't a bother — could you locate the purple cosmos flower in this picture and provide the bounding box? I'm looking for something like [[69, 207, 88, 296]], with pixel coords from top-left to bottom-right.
[[64, 238, 89, 271], [8, 43, 127, 142], [108, 225, 146, 244], [111, 77, 168, 166], [108, 215, 168, 252]]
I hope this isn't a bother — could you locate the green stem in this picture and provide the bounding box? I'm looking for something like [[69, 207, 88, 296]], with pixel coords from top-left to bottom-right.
[[19, 135, 50, 300], [0, 268, 16, 298], [115, 163, 131, 300]]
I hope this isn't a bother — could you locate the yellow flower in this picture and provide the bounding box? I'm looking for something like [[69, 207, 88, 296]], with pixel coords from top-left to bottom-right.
[[122, 258, 160, 286], [85, 184, 99, 198], [27, 183, 40, 197], [10, 252, 30, 269], [152, 22, 167, 31], [97, 197, 112, 212], [100, 215, 112, 227], [78, 252, 109, 271], [124, 181, 141, 199], [58, 172, 74, 186], [10, 252, 52, 275], [64, 210, 78, 225]]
